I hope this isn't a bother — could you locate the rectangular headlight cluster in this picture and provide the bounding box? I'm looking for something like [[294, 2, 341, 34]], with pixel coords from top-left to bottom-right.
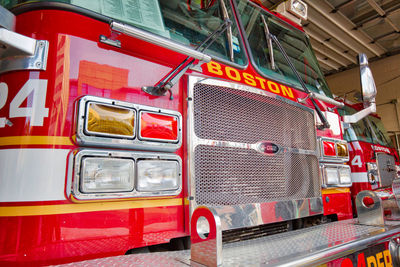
[[76, 96, 182, 152], [321, 164, 352, 187], [72, 150, 182, 200], [319, 138, 349, 161]]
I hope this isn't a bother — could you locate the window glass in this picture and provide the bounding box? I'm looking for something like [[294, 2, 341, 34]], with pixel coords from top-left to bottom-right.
[[1, 0, 246, 65], [340, 105, 393, 147], [368, 115, 393, 147], [235, 0, 332, 97]]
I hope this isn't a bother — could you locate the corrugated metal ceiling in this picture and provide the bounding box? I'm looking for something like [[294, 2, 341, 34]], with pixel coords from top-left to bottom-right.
[[260, 0, 400, 76]]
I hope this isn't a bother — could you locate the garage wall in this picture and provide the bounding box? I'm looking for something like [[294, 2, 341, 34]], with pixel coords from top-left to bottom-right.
[[326, 54, 400, 134]]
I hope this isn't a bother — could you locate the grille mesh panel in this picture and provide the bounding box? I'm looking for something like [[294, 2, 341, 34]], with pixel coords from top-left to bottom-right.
[[193, 84, 316, 150], [377, 153, 396, 187], [194, 145, 320, 205]]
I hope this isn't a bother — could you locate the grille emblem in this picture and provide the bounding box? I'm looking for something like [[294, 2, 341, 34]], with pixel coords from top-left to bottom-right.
[[257, 141, 281, 155]]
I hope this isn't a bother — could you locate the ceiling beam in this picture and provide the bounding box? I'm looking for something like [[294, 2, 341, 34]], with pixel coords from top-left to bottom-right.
[[315, 52, 341, 70], [304, 27, 358, 64], [309, 39, 351, 67], [366, 0, 400, 32], [307, 8, 374, 58], [304, 0, 386, 57]]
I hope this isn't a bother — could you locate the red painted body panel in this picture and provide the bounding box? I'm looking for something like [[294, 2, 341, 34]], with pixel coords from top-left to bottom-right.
[[322, 192, 353, 221], [0, 10, 188, 265], [0, 206, 184, 266]]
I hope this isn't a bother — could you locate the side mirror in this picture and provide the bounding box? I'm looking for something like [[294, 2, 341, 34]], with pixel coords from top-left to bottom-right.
[[359, 53, 377, 106], [342, 54, 377, 124]]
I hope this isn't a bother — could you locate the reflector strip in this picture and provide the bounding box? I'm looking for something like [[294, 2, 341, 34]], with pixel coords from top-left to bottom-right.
[[0, 198, 183, 217], [322, 188, 350, 194], [0, 136, 73, 146]]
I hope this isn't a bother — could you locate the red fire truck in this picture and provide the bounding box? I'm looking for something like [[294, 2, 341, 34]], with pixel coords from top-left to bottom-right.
[[1, 0, 400, 266], [340, 103, 400, 213]]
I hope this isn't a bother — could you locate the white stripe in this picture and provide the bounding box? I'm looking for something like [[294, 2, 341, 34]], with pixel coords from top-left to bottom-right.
[[0, 149, 69, 202], [351, 172, 368, 183]]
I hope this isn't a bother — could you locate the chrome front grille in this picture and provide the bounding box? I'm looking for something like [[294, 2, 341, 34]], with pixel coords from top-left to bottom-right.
[[377, 153, 396, 187], [189, 78, 320, 207]]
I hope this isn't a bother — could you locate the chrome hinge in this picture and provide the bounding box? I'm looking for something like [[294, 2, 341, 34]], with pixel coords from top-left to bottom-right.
[[0, 28, 49, 75]]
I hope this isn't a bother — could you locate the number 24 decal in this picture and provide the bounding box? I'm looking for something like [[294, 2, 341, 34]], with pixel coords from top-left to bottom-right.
[[0, 79, 49, 127]]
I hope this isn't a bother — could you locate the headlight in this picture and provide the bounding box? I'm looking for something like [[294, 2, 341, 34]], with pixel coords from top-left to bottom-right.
[[81, 157, 134, 193], [321, 164, 352, 187], [72, 150, 182, 200], [137, 160, 180, 192], [339, 166, 351, 184], [325, 167, 339, 185]]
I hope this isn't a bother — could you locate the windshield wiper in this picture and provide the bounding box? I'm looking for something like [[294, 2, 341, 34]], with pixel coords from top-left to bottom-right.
[[142, 19, 232, 100], [260, 15, 276, 71], [269, 34, 330, 129], [219, 0, 234, 62]]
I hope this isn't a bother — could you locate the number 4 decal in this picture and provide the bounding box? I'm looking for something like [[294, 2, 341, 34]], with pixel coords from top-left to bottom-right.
[[351, 155, 362, 168], [1, 79, 49, 127]]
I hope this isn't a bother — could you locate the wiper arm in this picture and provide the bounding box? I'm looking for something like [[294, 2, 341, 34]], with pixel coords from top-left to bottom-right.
[[219, 0, 234, 62], [142, 19, 232, 100], [269, 34, 330, 129], [260, 15, 276, 71]]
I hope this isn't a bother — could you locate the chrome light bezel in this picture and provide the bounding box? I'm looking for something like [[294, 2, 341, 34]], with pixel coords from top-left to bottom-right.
[[320, 163, 352, 188], [318, 137, 349, 162], [76, 96, 182, 152], [71, 149, 182, 201]]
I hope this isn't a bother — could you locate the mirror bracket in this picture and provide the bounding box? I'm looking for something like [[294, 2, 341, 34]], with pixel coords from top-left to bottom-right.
[[343, 103, 376, 124]]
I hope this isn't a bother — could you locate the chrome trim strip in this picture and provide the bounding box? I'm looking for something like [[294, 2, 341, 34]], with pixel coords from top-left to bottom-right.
[[70, 149, 182, 201], [111, 21, 212, 63], [194, 138, 317, 156], [76, 96, 182, 152]]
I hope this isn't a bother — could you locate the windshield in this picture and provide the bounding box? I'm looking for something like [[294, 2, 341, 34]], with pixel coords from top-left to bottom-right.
[[234, 0, 332, 97], [2, 0, 246, 65], [340, 106, 393, 147], [368, 115, 393, 147]]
